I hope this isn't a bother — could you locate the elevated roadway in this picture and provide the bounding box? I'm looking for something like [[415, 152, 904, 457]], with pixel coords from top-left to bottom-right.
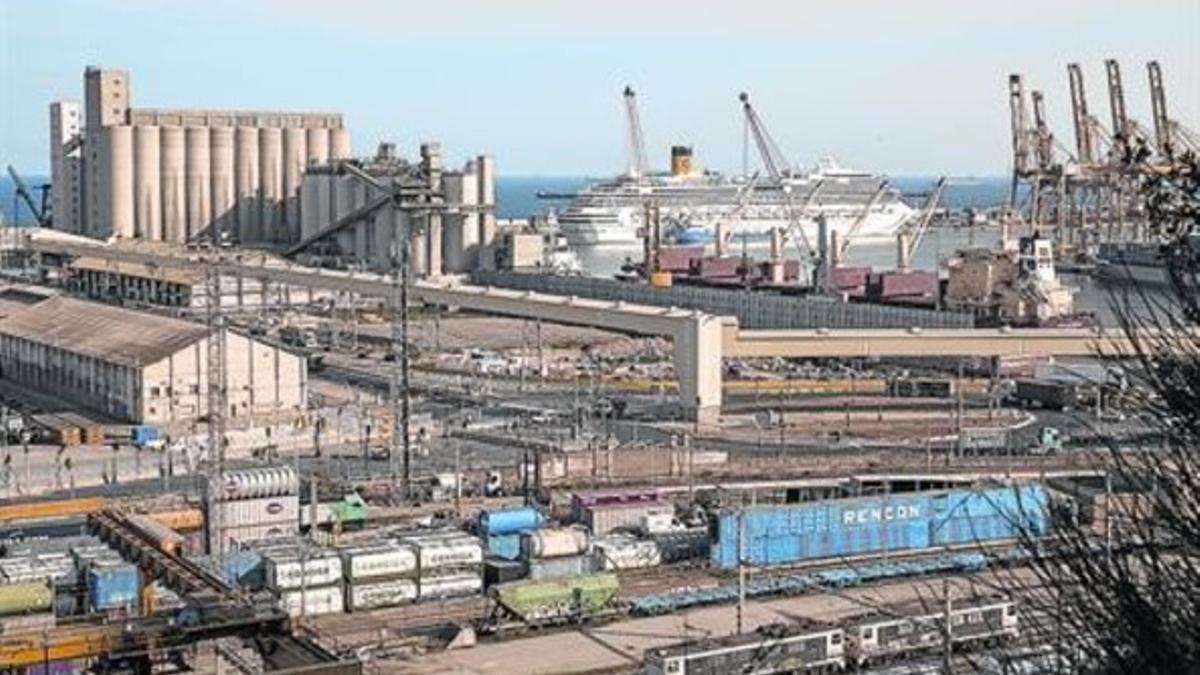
[[18, 229, 1136, 423]]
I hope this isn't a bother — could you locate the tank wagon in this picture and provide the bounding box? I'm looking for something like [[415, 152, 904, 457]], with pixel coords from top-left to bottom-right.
[[711, 484, 1047, 569], [486, 572, 620, 630]]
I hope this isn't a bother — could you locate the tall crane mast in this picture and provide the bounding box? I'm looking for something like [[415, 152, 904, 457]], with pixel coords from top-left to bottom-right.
[[1030, 91, 1056, 171], [1104, 59, 1130, 151], [1008, 75, 1032, 208], [739, 92, 791, 181], [1147, 61, 1172, 159], [1067, 63, 1097, 167], [623, 86, 649, 180]]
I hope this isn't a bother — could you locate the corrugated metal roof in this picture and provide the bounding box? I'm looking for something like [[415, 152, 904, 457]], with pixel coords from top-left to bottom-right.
[[0, 287, 57, 318], [0, 295, 207, 368], [71, 256, 203, 286]]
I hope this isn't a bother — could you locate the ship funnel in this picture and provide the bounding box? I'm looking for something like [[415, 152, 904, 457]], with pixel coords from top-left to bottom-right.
[[670, 145, 693, 177]]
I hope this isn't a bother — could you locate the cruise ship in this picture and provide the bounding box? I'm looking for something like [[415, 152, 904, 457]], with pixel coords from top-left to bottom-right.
[[552, 151, 914, 247]]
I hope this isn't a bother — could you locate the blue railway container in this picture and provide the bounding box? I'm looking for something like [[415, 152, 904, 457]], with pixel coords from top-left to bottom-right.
[[221, 550, 265, 588], [486, 534, 522, 561], [711, 484, 1046, 569], [477, 506, 544, 536], [87, 562, 140, 610]]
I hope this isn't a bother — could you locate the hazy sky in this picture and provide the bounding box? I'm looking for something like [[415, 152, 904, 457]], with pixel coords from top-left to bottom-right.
[[2, 0, 1197, 176]]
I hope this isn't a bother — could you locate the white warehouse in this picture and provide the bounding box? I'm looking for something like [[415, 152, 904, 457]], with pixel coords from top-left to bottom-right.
[[0, 294, 306, 424]]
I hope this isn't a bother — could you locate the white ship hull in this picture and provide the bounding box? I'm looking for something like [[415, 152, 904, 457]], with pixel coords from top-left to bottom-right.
[[557, 204, 914, 247]]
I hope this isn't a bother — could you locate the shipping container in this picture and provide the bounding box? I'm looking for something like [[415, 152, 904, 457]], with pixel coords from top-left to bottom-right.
[[0, 582, 52, 617], [641, 512, 676, 535], [340, 543, 417, 581], [485, 534, 521, 561], [477, 506, 544, 536], [419, 573, 482, 600], [130, 425, 159, 446], [520, 528, 589, 559], [711, 484, 1048, 569], [0, 611, 54, 636], [263, 551, 343, 590], [301, 494, 368, 530], [397, 533, 483, 572], [1012, 379, 1081, 410], [278, 584, 343, 618], [87, 563, 139, 610], [346, 578, 418, 612], [483, 558, 526, 587], [221, 550, 265, 588], [213, 496, 300, 552], [594, 536, 661, 571], [580, 501, 675, 538], [527, 553, 594, 582]]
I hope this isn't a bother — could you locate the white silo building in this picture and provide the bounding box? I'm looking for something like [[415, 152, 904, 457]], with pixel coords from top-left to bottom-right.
[[49, 66, 352, 246]]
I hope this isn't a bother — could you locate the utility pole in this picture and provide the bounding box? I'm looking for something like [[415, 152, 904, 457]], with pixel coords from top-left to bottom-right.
[[737, 511, 746, 634], [204, 262, 228, 563], [942, 578, 953, 674], [388, 215, 413, 501]]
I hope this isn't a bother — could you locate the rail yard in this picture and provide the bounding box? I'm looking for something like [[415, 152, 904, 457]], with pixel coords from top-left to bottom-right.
[[0, 3, 1195, 669]]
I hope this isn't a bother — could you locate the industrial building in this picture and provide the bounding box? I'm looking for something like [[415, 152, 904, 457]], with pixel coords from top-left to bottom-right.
[[50, 66, 351, 245], [0, 293, 306, 424], [294, 141, 497, 275]]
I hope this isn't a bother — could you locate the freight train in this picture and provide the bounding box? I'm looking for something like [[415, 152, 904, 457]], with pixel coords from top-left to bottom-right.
[[642, 596, 1019, 674]]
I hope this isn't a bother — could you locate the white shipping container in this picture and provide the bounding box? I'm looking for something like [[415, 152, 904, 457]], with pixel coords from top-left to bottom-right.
[[594, 536, 661, 570], [0, 612, 55, 636], [521, 528, 590, 559], [584, 502, 674, 537], [341, 544, 417, 581], [264, 551, 343, 590], [279, 584, 343, 617], [347, 578, 418, 611], [397, 535, 482, 572], [641, 512, 676, 535], [418, 573, 482, 600]]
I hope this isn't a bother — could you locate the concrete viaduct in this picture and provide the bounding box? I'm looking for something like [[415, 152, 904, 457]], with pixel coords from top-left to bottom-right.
[[19, 229, 1128, 422]]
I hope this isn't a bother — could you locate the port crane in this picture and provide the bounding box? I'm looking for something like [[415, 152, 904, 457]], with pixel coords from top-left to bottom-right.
[[815, 181, 891, 293], [896, 176, 948, 272], [5, 165, 51, 227], [623, 85, 650, 180], [739, 92, 792, 181]]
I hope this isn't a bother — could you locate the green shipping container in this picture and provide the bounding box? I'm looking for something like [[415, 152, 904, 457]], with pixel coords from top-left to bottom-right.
[[0, 581, 53, 616], [494, 573, 619, 618]]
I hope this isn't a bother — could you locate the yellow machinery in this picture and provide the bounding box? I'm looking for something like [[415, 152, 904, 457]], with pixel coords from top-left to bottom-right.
[[0, 497, 106, 523]]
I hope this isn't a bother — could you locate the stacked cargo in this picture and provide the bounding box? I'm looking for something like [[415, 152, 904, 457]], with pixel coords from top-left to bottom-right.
[[711, 483, 1048, 569], [212, 466, 301, 552], [341, 542, 418, 612], [522, 527, 593, 581], [478, 506, 544, 562], [396, 530, 483, 600], [593, 534, 661, 571], [263, 547, 344, 618]]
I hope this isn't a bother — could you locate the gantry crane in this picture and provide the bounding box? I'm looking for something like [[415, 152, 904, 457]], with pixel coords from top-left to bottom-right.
[[896, 176, 948, 272], [623, 85, 650, 180], [1067, 63, 1101, 169], [1147, 60, 1173, 159], [739, 92, 792, 181]]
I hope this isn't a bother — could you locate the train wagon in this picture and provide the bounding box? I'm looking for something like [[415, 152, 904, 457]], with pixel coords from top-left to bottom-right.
[[845, 595, 1018, 667], [643, 622, 845, 675], [489, 572, 620, 626]]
